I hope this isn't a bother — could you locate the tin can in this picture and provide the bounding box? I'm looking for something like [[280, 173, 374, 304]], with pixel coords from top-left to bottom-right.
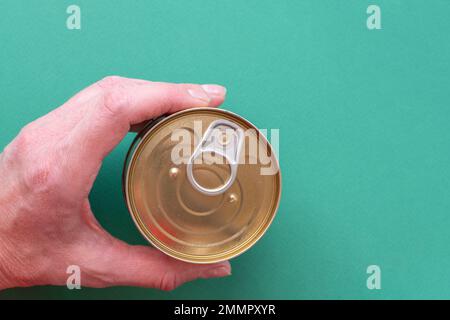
[[123, 108, 281, 263]]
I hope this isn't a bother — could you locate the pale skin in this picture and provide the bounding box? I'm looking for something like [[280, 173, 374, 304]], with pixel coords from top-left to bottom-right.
[[0, 76, 231, 290]]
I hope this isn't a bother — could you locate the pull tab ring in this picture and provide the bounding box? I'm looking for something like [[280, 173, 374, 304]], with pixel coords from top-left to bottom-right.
[[187, 120, 244, 196]]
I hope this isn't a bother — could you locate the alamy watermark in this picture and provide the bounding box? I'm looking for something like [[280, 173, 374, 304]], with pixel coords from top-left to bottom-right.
[[66, 265, 81, 290], [367, 5, 381, 30], [366, 265, 381, 290], [66, 5, 81, 30], [170, 120, 280, 176]]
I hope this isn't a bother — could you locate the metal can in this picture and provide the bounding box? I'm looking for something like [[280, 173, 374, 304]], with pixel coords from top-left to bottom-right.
[[123, 108, 281, 263]]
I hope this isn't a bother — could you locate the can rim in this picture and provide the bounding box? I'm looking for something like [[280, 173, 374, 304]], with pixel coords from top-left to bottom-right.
[[123, 107, 282, 264]]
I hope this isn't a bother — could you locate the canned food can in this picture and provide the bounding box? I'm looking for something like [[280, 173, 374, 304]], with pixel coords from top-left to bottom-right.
[[123, 108, 281, 263]]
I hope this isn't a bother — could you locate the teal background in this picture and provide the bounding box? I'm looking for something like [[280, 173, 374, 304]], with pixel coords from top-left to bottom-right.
[[1, 0, 450, 299]]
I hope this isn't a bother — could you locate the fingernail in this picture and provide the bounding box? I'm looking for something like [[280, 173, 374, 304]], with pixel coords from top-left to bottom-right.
[[188, 88, 210, 103], [201, 85, 227, 97], [201, 266, 231, 278]]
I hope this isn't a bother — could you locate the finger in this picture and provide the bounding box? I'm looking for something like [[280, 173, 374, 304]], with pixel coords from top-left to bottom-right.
[[84, 240, 231, 290], [76, 77, 225, 155], [63, 76, 226, 192], [65, 76, 155, 107], [100, 80, 226, 125]]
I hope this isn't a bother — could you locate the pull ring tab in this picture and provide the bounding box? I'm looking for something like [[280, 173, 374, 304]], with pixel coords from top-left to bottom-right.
[[187, 120, 244, 196]]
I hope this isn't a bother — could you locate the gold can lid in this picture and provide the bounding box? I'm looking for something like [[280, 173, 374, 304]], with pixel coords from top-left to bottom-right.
[[124, 108, 281, 263]]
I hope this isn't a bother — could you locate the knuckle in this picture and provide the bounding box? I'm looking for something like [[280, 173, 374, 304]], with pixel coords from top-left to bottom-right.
[[158, 272, 179, 291], [101, 88, 130, 117], [8, 124, 35, 156], [169, 84, 190, 100], [97, 75, 125, 89], [97, 77, 130, 117], [155, 84, 185, 112]]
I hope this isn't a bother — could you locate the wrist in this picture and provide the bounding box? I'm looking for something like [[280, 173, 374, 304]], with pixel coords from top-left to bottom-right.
[[0, 242, 16, 290], [0, 159, 38, 290], [0, 234, 52, 290], [0, 219, 43, 291], [0, 165, 14, 290]]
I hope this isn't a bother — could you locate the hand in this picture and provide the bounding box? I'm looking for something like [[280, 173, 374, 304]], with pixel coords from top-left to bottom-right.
[[0, 76, 230, 290]]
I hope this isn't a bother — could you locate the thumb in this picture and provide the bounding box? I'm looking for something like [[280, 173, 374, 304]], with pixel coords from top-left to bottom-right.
[[62, 76, 226, 195], [85, 240, 231, 290]]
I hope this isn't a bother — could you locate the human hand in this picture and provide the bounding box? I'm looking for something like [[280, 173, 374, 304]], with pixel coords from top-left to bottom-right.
[[0, 76, 230, 290]]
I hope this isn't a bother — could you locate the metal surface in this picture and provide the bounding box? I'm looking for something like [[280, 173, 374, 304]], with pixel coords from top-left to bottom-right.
[[123, 108, 281, 264], [187, 119, 244, 196]]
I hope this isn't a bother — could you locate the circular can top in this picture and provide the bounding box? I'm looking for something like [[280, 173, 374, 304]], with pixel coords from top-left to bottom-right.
[[124, 108, 281, 263]]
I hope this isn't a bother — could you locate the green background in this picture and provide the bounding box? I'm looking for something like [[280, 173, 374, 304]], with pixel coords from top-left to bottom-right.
[[1, 0, 450, 299]]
